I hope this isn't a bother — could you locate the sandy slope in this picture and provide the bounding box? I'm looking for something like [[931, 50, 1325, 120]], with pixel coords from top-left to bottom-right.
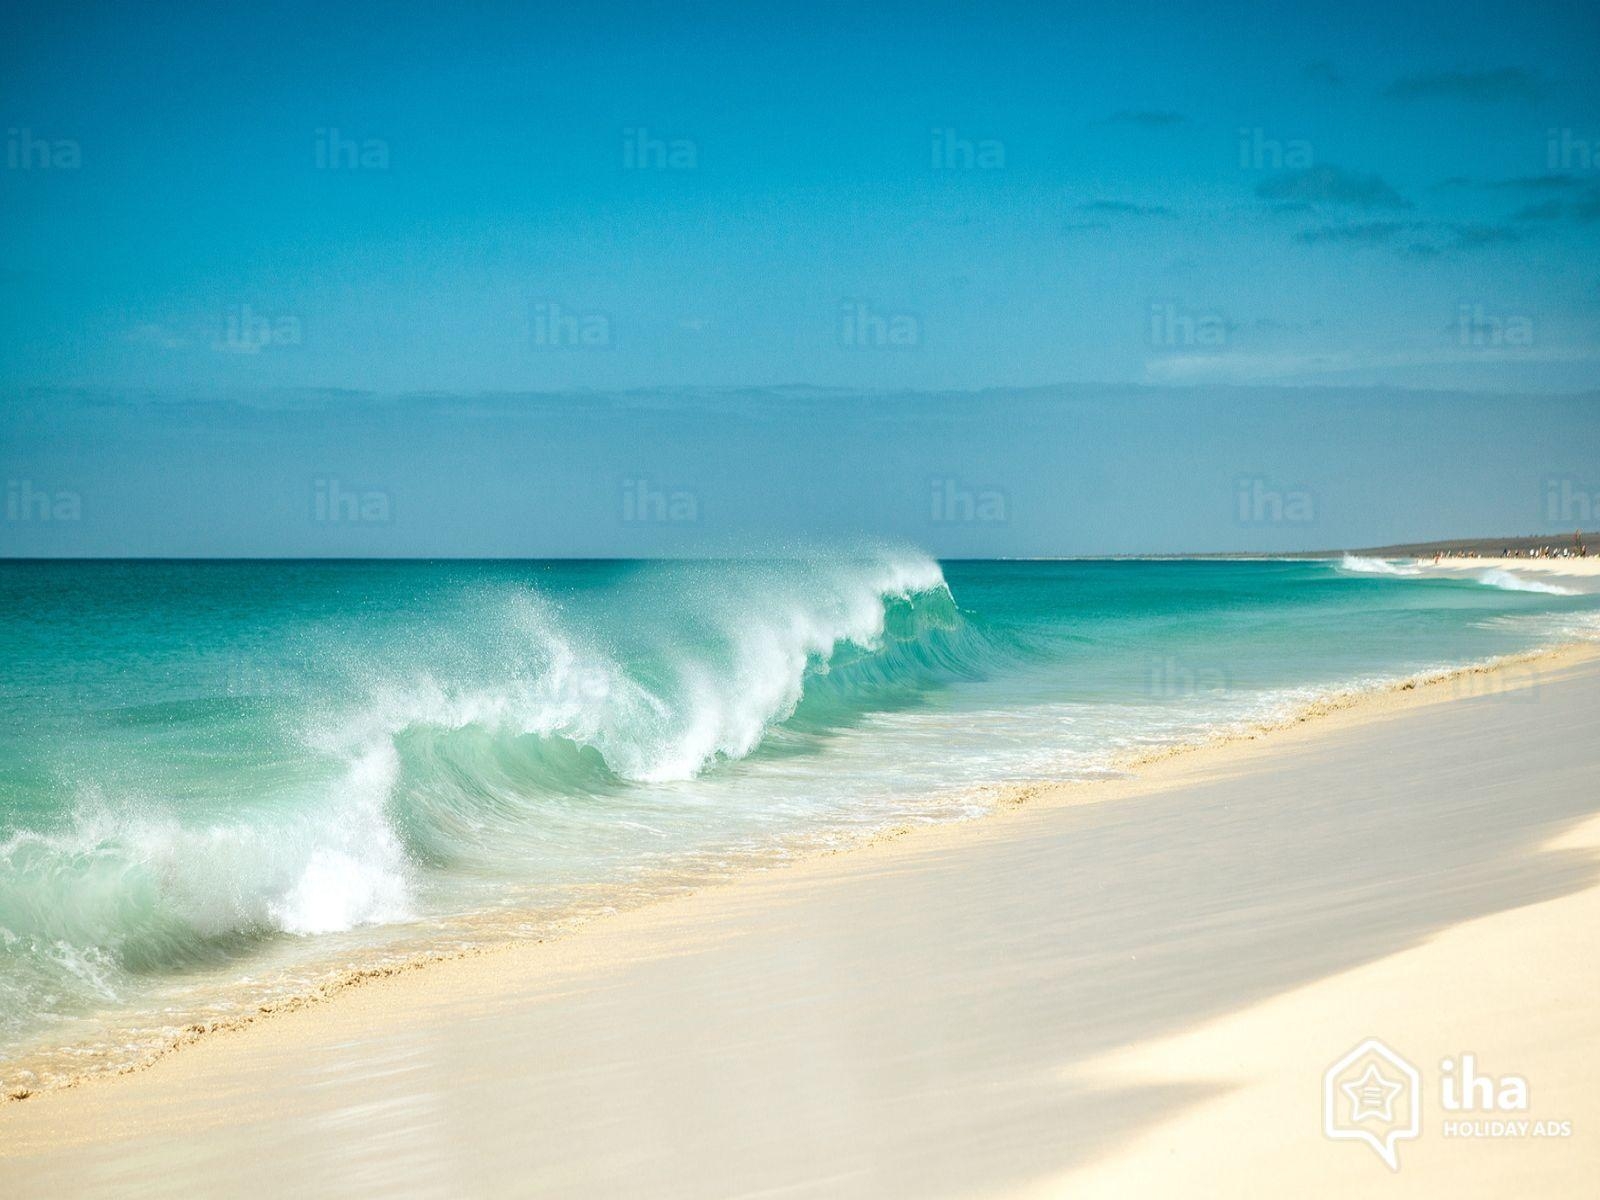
[[1410, 557, 1600, 587]]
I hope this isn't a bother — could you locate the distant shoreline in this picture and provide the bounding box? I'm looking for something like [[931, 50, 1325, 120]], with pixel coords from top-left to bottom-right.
[[1186, 531, 1598, 560], [4, 534, 1598, 565]]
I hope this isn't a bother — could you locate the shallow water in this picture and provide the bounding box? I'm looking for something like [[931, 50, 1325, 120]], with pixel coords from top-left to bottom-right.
[[2, 553, 1597, 1085]]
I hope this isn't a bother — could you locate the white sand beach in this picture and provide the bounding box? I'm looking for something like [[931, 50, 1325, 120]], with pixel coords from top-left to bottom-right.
[[1410, 556, 1600, 588], [3, 623, 1597, 1196], [10, 0, 1600, 1192]]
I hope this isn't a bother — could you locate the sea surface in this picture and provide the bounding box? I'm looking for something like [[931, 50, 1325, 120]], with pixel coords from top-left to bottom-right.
[[3, 553, 1597, 1087]]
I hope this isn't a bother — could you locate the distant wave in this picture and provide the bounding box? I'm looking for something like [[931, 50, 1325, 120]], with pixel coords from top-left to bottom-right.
[[1337, 554, 1421, 576], [1473, 568, 1576, 596], [1337, 555, 1579, 596]]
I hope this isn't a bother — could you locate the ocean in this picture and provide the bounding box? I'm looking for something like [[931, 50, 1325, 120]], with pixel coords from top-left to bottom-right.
[[2, 553, 1596, 1088]]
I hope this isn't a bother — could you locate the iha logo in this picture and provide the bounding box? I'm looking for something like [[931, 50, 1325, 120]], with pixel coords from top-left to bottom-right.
[[531, 302, 612, 349], [1147, 302, 1228, 348], [1545, 129, 1596, 172], [1456, 304, 1533, 348], [1235, 477, 1315, 525], [1323, 1038, 1421, 1171], [621, 127, 697, 170], [1236, 127, 1313, 171], [313, 128, 389, 170], [1544, 478, 1597, 525], [929, 127, 1005, 170], [1436, 1055, 1569, 1141], [222, 305, 302, 354], [928, 478, 1007, 524], [312, 478, 391, 524], [621, 478, 698, 523], [1324, 1040, 1571, 1170], [6, 128, 81, 169], [838, 301, 920, 349], [5, 480, 82, 522], [1145, 657, 1231, 699]]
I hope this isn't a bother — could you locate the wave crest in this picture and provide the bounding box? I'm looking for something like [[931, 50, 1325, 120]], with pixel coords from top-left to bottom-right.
[[1338, 554, 1421, 577], [1472, 568, 1577, 596], [0, 551, 971, 1038]]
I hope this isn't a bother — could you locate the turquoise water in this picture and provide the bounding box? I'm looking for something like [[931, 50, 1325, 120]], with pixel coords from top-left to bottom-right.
[[2, 553, 1597, 1084]]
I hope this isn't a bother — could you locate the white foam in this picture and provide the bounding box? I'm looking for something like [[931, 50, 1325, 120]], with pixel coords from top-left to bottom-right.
[[1472, 568, 1576, 596], [1338, 554, 1421, 576], [321, 551, 954, 787]]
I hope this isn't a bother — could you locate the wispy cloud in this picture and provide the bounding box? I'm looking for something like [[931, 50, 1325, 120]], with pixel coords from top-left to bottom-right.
[[1447, 222, 1522, 248], [1385, 68, 1540, 103], [1511, 185, 1600, 224], [1288, 219, 1526, 254], [1145, 343, 1599, 385], [1078, 200, 1175, 217], [1295, 221, 1416, 244], [1252, 316, 1325, 334], [1255, 165, 1410, 210], [1304, 61, 1342, 87], [1513, 199, 1568, 221], [1486, 174, 1581, 191], [124, 323, 189, 350], [1439, 174, 1581, 193], [1107, 110, 1187, 128], [1399, 223, 1522, 254]]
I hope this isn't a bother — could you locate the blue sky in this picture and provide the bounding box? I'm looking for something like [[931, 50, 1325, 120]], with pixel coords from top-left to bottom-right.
[[1, 1, 1597, 554]]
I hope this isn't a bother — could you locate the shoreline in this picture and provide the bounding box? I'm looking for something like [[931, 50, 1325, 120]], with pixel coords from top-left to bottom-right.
[[5, 634, 1596, 1107], [5, 635, 1599, 1193]]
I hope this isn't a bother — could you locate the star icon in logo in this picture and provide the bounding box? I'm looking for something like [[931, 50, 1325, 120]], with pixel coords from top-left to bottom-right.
[[1324, 1038, 1421, 1170], [1342, 1062, 1405, 1122]]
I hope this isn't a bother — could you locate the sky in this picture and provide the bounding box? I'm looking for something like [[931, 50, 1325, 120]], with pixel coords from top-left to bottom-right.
[[1, 0, 1597, 555]]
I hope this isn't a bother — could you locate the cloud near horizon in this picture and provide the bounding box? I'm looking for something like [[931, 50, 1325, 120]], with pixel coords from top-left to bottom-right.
[[1107, 110, 1188, 128], [1385, 67, 1541, 102], [1295, 221, 1416, 244], [1078, 200, 1176, 217], [1255, 166, 1411, 210]]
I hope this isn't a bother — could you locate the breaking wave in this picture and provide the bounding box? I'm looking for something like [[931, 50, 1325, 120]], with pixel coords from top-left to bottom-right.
[[0, 551, 989, 1042]]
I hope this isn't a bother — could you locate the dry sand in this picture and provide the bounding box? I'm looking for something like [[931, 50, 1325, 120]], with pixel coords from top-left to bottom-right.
[[1408, 556, 1600, 587], [2, 643, 1598, 1197]]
